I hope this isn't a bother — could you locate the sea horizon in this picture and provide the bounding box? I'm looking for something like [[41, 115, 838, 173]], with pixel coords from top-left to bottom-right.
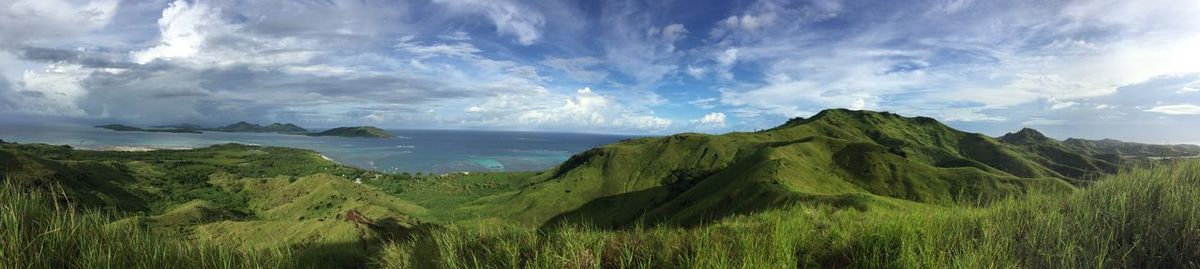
[[0, 122, 634, 174]]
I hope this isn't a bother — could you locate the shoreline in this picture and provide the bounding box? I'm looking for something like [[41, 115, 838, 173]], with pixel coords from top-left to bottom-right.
[[82, 145, 194, 152]]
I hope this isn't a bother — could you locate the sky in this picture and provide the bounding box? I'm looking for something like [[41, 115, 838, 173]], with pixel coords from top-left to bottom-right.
[[1, 0, 1199, 142]]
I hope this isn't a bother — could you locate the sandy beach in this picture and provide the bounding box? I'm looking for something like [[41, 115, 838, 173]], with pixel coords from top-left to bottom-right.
[[87, 146, 193, 152]]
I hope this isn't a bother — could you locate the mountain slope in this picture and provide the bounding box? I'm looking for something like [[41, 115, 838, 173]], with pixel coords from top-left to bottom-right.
[[468, 109, 1083, 227], [1063, 137, 1200, 158], [998, 128, 1119, 179]]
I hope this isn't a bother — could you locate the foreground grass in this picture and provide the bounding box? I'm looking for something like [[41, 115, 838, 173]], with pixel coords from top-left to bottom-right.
[[376, 161, 1200, 268], [0, 181, 298, 269], [4, 157, 1197, 268]]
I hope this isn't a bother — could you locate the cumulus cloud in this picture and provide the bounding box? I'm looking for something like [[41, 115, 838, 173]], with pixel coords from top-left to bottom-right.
[[132, 0, 227, 64], [462, 87, 671, 132], [692, 112, 727, 127]]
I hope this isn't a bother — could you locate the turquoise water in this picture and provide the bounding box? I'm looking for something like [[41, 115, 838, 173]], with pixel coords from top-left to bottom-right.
[[0, 123, 633, 173]]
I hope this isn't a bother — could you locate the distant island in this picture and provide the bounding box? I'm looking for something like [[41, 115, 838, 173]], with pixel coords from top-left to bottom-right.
[[306, 126, 394, 138], [98, 121, 306, 134], [97, 122, 392, 138], [207, 121, 308, 133], [95, 124, 201, 133]]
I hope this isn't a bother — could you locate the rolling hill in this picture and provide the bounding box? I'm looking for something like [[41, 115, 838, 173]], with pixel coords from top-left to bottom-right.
[[466, 109, 1111, 228], [0, 142, 424, 264], [4, 108, 1199, 268]]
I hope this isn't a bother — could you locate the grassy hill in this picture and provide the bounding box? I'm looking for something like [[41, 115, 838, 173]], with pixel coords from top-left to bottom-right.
[[377, 159, 1200, 268], [307, 126, 394, 138], [0, 142, 428, 266], [1063, 137, 1200, 157], [997, 128, 1119, 179], [3, 108, 1197, 268], [459, 109, 1089, 228]]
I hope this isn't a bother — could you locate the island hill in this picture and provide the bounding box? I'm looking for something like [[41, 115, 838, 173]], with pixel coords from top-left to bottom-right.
[[306, 126, 394, 138], [96, 121, 393, 138]]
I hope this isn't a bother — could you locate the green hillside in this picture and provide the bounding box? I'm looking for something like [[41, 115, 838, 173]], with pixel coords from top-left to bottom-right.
[[466, 109, 1094, 227], [3, 108, 1197, 268], [1063, 137, 1200, 158], [378, 160, 1200, 268], [0, 142, 426, 265], [209, 121, 309, 133], [307, 126, 394, 138], [997, 128, 1119, 179]]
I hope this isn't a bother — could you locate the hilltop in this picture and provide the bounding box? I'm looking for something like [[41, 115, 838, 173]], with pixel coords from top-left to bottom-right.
[[209, 121, 308, 133], [465, 109, 1117, 227], [307, 126, 394, 138]]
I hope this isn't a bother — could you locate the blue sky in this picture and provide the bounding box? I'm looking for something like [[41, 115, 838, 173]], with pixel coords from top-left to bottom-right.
[[1, 0, 1199, 142]]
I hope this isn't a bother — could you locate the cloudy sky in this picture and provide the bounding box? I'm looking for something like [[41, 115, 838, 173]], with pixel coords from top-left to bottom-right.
[[1, 0, 1199, 142]]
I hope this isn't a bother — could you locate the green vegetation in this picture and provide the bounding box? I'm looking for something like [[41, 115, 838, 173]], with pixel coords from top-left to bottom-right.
[[1064, 137, 1200, 158], [307, 126, 395, 138], [95, 124, 201, 133], [5, 109, 1199, 268], [376, 160, 1200, 268], [461, 109, 1091, 228], [209, 121, 309, 133], [0, 181, 296, 268]]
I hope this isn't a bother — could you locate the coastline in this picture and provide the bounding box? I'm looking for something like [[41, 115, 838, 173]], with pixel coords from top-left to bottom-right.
[[83, 145, 194, 152]]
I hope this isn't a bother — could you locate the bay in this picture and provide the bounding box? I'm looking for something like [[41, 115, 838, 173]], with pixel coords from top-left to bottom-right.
[[0, 123, 634, 173]]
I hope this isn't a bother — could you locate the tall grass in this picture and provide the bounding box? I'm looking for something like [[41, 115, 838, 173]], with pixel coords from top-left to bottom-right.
[[375, 161, 1200, 268], [0, 181, 295, 269], [5, 161, 1197, 268]]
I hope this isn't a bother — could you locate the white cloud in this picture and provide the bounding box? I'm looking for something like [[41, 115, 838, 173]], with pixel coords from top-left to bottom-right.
[[707, 0, 1200, 126], [685, 65, 706, 79], [688, 97, 718, 109], [133, 0, 227, 64], [0, 0, 118, 44], [692, 112, 727, 127], [1021, 118, 1065, 126], [462, 87, 672, 132], [395, 37, 482, 59], [659, 23, 689, 43], [1050, 101, 1078, 110], [1145, 104, 1200, 115], [14, 63, 90, 115], [1094, 104, 1113, 110], [437, 31, 472, 41], [541, 57, 607, 82], [431, 0, 544, 45]]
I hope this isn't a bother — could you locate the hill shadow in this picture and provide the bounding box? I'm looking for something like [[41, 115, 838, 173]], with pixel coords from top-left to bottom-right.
[[538, 183, 874, 231], [285, 217, 444, 268]]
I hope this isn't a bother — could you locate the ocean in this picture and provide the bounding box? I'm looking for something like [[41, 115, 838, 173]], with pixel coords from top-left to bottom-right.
[[0, 123, 634, 173]]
